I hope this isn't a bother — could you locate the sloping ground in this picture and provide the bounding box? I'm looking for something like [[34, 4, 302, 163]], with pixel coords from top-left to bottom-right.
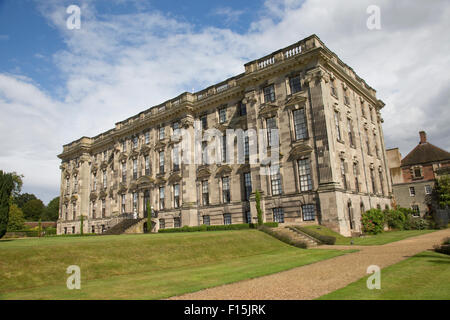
[[103, 218, 143, 235], [170, 228, 450, 300], [0, 230, 348, 299], [273, 226, 319, 247]]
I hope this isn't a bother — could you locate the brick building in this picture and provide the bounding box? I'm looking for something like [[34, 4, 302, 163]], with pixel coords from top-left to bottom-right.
[[387, 131, 450, 216]]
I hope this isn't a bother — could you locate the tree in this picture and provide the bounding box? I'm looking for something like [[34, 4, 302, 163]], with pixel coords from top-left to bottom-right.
[[434, 175, 450, 209], [0, 170, 15, 238], [43, 196, 59, 221], [7, 204, 25, 231], [255, 190, 263, 226], [10, 172, 23, 198], [22, 199, 45, 221], [13, 193, 37, 209]]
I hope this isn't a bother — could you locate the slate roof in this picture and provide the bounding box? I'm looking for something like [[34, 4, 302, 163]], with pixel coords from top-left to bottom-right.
[[401, 142, 450, 167]]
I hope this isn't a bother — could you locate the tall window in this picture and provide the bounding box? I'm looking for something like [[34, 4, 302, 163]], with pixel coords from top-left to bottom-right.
[[347, 118, 354, 146], [122, 163, 127, 183], [344, 91, 350, 105], [121, 194, 126, 213], [203, 215, 210, 225], [93, 173, 97, 191], [133, 159, 138, 179], [302, 204, 316, 221], [103, 150, 108, 161], [370, 168, 376, 194], [173, 145, 180, 171], [133, 136, 138, 149], [298, 159, 312, 191], [413, 167, 422, 178], [73, 175, 78, 193], [202, 181, 209, 205], [411, 205, 420, 217], [173, 122, 180, 137], [223, 213, 232, 225], [159, 219, 165, 229], [379, 169, 384, 195], [273, 208, 284, 223], [102, 199, 106, 218], [145, 131, 150, 144], [353, 163, 360, 193], [340, 159, 347, 190], [293, 108, 307, 140], [173, 184, 180, 208], [270, 166, 282, 195], [200, 115, 207, 130], [201, 141, 208, 165], [159, 151, 165, 173], [330, 79, 338, 97], [365, 129, 371, 155], [103, 171, 107, 189], [244, 135, 250, 160], [374, 133, 380, 158], [334, 111, 341, 141], [409, 186, 416, 197], [122, 140, 127, 152], [263, 84, 275, 103], [266, 117, 277, 146], [159, 187, 165, 210], [159, 127, 165, 140], [145, 155, 150, 175], [425, 185, 432, 195], [289, 75, 301, 94], [133, 192, 138, 213], [244, 172, 252, 201], [221, 135, 227, 163], [239, 101, 247, 116], [222, 177, 230, 203], [66, 177, 70, 195], [174, 217, 181, 228], [219, 107, 226, 123]]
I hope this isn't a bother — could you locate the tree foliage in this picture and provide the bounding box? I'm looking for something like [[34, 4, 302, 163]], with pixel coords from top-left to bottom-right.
[[361, 209, 385, 234], [22, 199, 45, 221], [7, 204, 25, 231], [434, 175, 450, 209], [0, 170, 15, 238], [255, 190, 263, 226], [43, 196, 59, 221], [13, 193, 37, 209]]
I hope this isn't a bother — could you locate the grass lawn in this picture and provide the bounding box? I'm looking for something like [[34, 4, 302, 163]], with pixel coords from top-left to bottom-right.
[[302, 225, 435, 245], [0, 230, 351, 300], [318, 250, 450, 299]]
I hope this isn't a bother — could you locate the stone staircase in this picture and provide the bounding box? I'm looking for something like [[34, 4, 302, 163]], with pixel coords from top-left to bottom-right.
[[274, 226, 320, 247], [103, 218, 144, 235]]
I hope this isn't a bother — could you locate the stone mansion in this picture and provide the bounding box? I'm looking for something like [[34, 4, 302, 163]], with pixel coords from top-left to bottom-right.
[[57, 34, 392, 236]]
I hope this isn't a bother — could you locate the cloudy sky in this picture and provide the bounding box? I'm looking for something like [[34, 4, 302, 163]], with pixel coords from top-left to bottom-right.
[[0, 0, 449, 204]]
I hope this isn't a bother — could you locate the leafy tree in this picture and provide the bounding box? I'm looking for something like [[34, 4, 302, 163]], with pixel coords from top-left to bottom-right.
[[0, 170, 15, 238], [10, 172, 23, 198], [13, 193, 37, 209], [43, 196, 59, 221], [22, 199, 45, 221], [361, 209, 385, 234], [384, 209, 406, 230], [255, 190, 263, 226], [433, 175, 450, 209], [7, 204, 25, 231]]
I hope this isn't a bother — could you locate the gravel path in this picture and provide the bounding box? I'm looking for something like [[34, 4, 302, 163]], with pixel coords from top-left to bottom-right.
[[169, 229, 450, 300]]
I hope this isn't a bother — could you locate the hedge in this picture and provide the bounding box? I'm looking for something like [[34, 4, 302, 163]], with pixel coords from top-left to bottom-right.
[[258, 225, 307, 248], [293, 226, 336, 245], [158, 222, 279, 233]]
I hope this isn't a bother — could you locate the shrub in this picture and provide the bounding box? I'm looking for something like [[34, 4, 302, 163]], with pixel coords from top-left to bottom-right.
[[361, 209, 385, 234], [384, 209, 406, 230], [258, 225, 307, 248], [255, 190, 263, 226], [158, 223, 250, 233], [434, 237, 450, 255], [293, 226, 336, 245], [44, 227, 57, 236]]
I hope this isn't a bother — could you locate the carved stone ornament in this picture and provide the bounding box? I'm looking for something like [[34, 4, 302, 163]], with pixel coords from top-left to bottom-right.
[[287, 143, 313, 161]]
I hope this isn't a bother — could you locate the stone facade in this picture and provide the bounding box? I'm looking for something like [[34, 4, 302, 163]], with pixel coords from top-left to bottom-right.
[[57, 34, 392, 236], [387, 131, 450, 216]]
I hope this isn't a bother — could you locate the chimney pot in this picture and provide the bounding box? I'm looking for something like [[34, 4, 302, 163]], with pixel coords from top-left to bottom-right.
[[419, 131, 427, 144]]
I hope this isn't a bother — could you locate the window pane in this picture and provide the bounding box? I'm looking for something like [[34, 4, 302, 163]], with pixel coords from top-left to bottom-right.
[[290, 76, 301, 94], [293, 108, 307, 140], [302, 204, 315, 221], [298, 159, 312, 191]]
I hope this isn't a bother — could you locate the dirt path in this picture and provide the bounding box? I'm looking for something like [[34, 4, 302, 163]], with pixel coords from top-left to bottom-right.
[[169, 229, 450, 300]]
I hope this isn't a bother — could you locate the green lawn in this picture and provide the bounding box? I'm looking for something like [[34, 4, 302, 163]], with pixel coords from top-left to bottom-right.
[[0, 230, 350, 300], [318, 251, 450, 299], [302, 225, 435, 245]]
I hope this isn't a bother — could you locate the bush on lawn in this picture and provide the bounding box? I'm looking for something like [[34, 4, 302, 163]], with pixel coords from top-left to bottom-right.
[[361, 209, 385, 234], [293, 226, 336, 245], [434, 237, 450, 255], [384, 209, 406, 230], [258, 225, 307, 248], [158, 223, 250, 233]]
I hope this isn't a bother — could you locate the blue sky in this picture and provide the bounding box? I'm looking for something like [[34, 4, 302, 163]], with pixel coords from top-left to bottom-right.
[[0, 0, 449, 204]]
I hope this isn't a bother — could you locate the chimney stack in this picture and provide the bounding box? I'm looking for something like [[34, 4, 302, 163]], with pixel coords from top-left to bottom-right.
[[419, 131, 427, 144]]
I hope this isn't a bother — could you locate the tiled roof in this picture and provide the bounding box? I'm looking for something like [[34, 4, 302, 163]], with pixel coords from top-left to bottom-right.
[[401, 142, 450, 166]]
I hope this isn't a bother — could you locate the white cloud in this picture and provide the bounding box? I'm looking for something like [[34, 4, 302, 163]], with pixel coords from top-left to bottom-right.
[[1, 0, 450, 203]]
